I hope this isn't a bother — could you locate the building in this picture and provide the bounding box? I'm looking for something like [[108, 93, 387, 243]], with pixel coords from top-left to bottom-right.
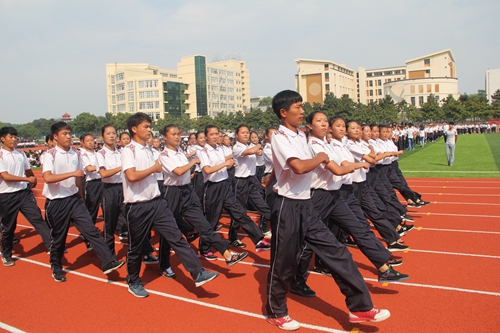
[[61, 113, 72, 122], [486, 68, 500, 103], [105, 55, 250, 120], [295, 49, 459, 108]]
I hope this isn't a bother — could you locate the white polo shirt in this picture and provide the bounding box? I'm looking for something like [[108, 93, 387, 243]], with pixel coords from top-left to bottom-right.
[[197, 144, 227, 183], [263, 143, 273, 174], [255, 144, 264, 167], [188, 144, 204, 172], [271, 125, 312, 200], [374, 139, 392, 165], [80, 149, 101, 181], [159, 147, 191, 186], [330, 139, 353, 185], [385, 139, 399, 161], [42, 146, 81, 200], [221, 144, 233, 158], [152, 147, 164, 181], [0, 148, 30, 193], [233, 141, 256, 178], [345, 139, 369, 183], [308, 137, 343, 191], [96, 146, 122, 184], [121, 140, 160, 204]]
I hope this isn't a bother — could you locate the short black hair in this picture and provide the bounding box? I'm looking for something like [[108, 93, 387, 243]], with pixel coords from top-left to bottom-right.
[[305, 111, 326, 125], [119, 132, 130, 140], [0, 126, 18, 138], [45, 134, 53, 143], [272, 90, 303, 120], [204, 124, 218, 136], [235, 124, 248, 135], [101, 124, 116, 136], [127, 112, 152, 135], [51, 122, 72, 140], [328, 116, 345, 127], [162, 124, 177, 136]]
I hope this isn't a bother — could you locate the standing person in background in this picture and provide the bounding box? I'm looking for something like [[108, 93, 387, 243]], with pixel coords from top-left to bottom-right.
[[444, 122, 458, 167], [189, 131, 206, 204], [419, 125, 426, 148]]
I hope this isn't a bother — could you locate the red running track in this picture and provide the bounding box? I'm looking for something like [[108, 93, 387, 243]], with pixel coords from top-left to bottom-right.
[[1, 173, 499, 333]]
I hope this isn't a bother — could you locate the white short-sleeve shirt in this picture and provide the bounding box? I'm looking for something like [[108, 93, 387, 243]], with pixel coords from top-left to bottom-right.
[[0, 148, 30, 193], [121, 140, 160, 204], [96, 146, 122, 184], [152, 147, 164, 181], [271, 125, 312, 200], [375, 139, 393, 165], [42, 146, 81, 199], [263, 143, 273, 174], [188, 144, 204, 172], [232, 141, 256, 178], [197, 144, 227, 183], [308, 137, 343, 191], [330, 139, 353, 185], [80, 149, 101, 181], [345, 139, 369, 183], [159, 147, 191, 186]]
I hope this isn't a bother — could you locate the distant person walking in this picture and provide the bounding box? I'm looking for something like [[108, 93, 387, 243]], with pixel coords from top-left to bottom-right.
[[444, 122, 458, 166]]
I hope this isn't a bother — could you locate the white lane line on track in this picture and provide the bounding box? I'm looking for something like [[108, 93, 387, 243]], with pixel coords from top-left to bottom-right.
[[402, 171, 500, 173], [423, 201, 500, 206], [0, 322, 27, 333], [418, 227, 500, 235], [410, 212, 500, 219], [12, 257, 349, 333], [416, 192, 500, 197], [408, 185, 500, 189], [407, 249, 500, 259]]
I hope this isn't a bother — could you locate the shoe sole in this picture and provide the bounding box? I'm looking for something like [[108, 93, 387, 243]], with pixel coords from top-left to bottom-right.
[[345, 243, 358, 248], [226, 252, 248, 267], [162, 273, 177, 279], [52, 274, 66, 283], [199, 254, 218, 261], [289, 288, 316, 298], [387, 262, 403, 267], [378, 276, 409, 283], [388, 247, 409, 252], [143, 261, 159, 265], [103, 261, 125, 275], [256, 247, 271, 252], [266, 317, 301, 331], [128, 287, 149, 298], [349, 312, 391, 323], [195, 272, 219, 287]]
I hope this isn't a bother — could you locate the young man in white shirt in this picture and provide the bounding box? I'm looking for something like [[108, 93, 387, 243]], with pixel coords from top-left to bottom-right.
[[121, 113, 218, 298], [0, 127, 52, 266], [43, 122, 124, 282], [263, 90, 389, 330], [444, 121, 458, 166]]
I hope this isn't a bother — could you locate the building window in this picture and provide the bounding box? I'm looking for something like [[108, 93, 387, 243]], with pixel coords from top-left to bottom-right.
[[378, 89, 382, 96], [394, 70, 401, 74], [228, 79, 234, 85], [424, 59, 430, 66], [374, 72, 382, 76], [212, 94, 218, 100], [112, 105, 116, 112], [128, 92, 134, 101], [229, 104, 235, 109], [426, 69, 430, 74], [227, 71, 234, 77], [111, 86, 115, 94], [384, 71, 393, 75], [411, 97, 416, 106], [427, 84, 432, 93], [325, 73, 330, 80], [116, 83, 125, 91], [211, 68, 218, 74], [220, 86, 227, 92], [220, 95, 227, 101], [138, 80, 158, 88], [116, 73, 124, 81], [324, 64, 329, 70], [169, 74, 177, 78], [325, 84, 330, 91], [435, 95, 439, 103], [127, 81, 134, 90], [435, 84, 440, 92], [212, 103, 219, 108], [418, 85, 423, 93], [117, 104, 126, 111], [110, 75, 115, 84], [117, 93, 125, 102], [139, 101, 160, 109], [112, 95, 116, 104], [377, 79, 382, 86], [228, 87, 234, 93], [419, 96, 424, 105], [410, 86, 415, 94], [369, 80, 373, 87], [139, 90, 159, 99], [367, 73, 373, 77], [128, 103, 134, 111], [369, 90, 373, 96]]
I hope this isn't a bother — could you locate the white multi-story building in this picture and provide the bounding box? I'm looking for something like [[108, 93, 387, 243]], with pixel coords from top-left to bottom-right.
[[486, 68, 500, 103], [295, 49, 459, 108], [105, 55, 250, 119]]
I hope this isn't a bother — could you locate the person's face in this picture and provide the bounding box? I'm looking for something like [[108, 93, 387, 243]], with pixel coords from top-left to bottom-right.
[[196, 133, 206, 146], [103, 126, 117, 146], [223, 136, 231, 147], [82, 135, 94, 150], [236, 127, 250, 144], [307, 113, 329, 138], [206, 128, 219, 147], [164, 126, 180, 148], [132, 121, 152, 143], [217, 132, 223, 144], [281, 102, 304, 128], [371, 126, 380, 139], [265, 129, 277, 141], [46, 139, 55, 149], [55, 128, 72, 150], [153, 138, 160, 149], [379, 127, 389, 140], [1, 134, 17, 151], [347, 122, 362, 140], [326, 132, 333, 143], [120, 134, 130, 146], [188, 134, 196, 145], [250, 132, 259, 144], [361, 126, 372, 141], [329, 119, 346, 141]]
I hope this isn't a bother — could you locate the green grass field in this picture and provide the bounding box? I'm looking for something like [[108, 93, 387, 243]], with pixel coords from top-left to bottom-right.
[[398, 132, 500, 178]]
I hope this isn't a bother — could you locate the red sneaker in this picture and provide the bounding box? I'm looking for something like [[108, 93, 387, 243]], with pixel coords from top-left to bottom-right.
[[349, 308, 391, 323], [266, 315, 300, 330]]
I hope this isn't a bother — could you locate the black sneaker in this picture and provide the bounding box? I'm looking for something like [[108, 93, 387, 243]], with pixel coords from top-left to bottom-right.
[[398, 225, 414, 237], [290, 281, 316, 297], [417, 200, 430, 206], [200, 252, 217, 261], [388, 242, 409, 252], [12, 237, 20, 244], [378, 267, 409, 282], [194, 269, 219, 287], [86, 241, 93, 252], [345, 237, 357, 247], [226, 251, 248, 267], [386, 256, 403, 267], [215, 224, 223, 231], [161, 267, 177, 279], [119, 232, 129, 241], [313, 265, 332, 276], [186, 230, 199, 243], [103, 260, 125, 274], [255, 239, 271, 252], [230, 239, 247, 248], [143, 253, 159, 264], [407, 202, 421, 208], [401, 214, 415, 223], [2, 257, 14, 267], [52, 271, 67, 282]]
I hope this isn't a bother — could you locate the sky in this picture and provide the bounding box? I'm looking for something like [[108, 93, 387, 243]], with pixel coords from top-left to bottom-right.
[[1, 0, 499, 124]]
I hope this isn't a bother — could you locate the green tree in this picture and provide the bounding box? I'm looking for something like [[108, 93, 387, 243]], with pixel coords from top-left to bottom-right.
[[420, 94, 443, 122], [257, 97, 273, 107], [491, 89, 500, 103], [17, 124, 38, 140], [31, 118, 56, 137], [70, 112, 99, 135], [441, 94, 467, 121], [377, 95, 398, 123], [112, 112, 129, 132]]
